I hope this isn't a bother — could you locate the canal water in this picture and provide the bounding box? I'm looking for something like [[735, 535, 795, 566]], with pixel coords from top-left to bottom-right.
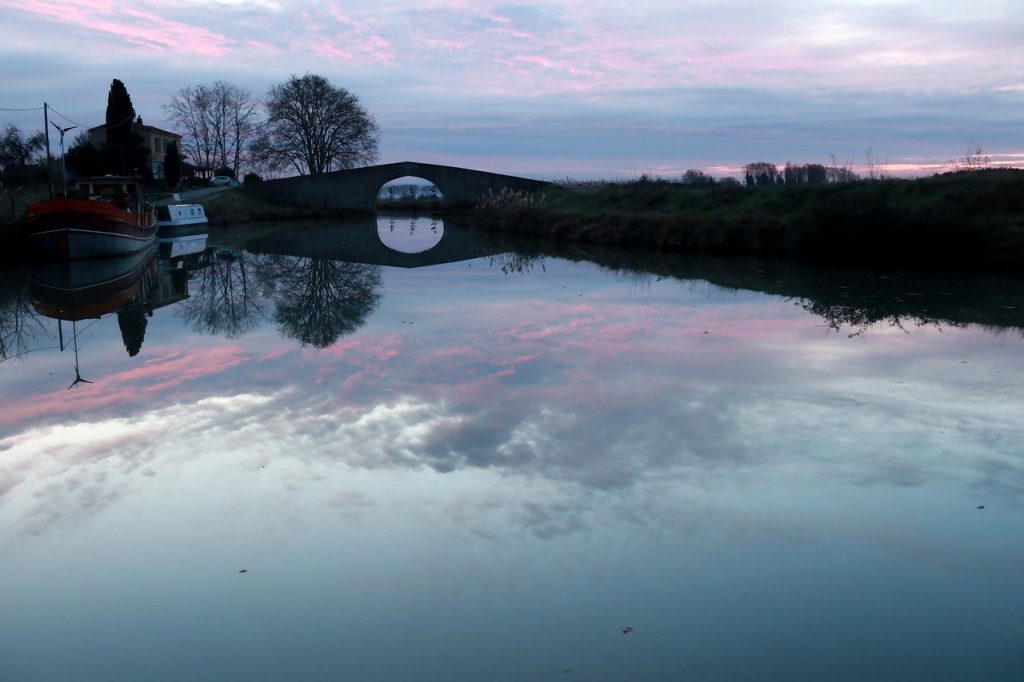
[[1, 216, 1023, 681]]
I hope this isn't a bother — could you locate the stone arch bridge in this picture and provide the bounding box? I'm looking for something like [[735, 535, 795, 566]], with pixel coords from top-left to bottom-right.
[[250, 161, 550, 212]]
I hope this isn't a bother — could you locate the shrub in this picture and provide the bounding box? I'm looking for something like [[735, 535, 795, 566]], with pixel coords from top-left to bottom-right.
[[478, 187, 546, 209], [243, 172, 263, 186]]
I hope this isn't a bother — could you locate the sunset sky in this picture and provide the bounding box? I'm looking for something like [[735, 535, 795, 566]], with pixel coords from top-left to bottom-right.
[[1, 0, 1022, 178]]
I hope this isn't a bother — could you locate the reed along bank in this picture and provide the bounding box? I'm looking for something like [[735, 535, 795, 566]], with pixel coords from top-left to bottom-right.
[[474, 169, 1024, 274]]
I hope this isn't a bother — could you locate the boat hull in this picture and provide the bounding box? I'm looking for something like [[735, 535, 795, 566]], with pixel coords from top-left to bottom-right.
[[25, 197, 157, 259], [156, 204, 208, 237]]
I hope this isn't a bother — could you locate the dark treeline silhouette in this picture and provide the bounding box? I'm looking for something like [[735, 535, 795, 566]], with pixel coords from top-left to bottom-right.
[[745, 161, 854, 187], [625, 161, 859, 188]]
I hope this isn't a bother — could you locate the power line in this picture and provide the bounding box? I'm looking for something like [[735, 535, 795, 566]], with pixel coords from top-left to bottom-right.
[[47, 106, 92, 128], [0, 106, 44, 112], [49, 106, 134, 132]]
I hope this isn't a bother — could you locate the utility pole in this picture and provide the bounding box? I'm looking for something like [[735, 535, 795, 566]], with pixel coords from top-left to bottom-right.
[[43, 102, 54, 198]]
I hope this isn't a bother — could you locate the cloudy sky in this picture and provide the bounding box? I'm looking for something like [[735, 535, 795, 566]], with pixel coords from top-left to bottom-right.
[[1, 0, 1022, 178]]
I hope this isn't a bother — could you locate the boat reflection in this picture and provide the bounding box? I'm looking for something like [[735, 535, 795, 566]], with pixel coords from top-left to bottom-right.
[[29, 247, 159, 322], [159, 230, 208, 260], [23, 228, 214, 384], [29, 229, 212, 326], [29, 246, 158, 386]]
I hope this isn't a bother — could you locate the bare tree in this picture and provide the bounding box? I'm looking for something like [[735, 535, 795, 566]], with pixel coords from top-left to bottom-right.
[[827, 154, 858, 183], [212, 81, 260, 176], [0, 125, 45, 170], [954, 145, 991, 171], [165, 81, 260, 177], [258, 74, 379, 176], [165, 84, 215, 175]]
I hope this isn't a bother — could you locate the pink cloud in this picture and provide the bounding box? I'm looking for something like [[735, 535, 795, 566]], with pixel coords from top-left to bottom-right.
[[306, 36, 394, 65], [5, 0, 233, 56]]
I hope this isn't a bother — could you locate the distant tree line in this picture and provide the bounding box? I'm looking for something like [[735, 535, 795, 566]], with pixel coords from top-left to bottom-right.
[[628, 161, 862, 189], [743, 161, 858, 187]]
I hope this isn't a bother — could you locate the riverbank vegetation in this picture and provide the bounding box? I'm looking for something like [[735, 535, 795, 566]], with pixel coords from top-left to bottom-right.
[[201, 187, 325, 224], [476, 169, 1024, 273]]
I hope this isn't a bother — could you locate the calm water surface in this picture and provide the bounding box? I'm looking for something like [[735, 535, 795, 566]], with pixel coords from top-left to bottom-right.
[[1, 217, 1023, 681]]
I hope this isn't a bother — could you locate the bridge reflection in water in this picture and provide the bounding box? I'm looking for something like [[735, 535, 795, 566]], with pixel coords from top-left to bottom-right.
[[232, 214, 502, 268], [377, 215, 444, 255]]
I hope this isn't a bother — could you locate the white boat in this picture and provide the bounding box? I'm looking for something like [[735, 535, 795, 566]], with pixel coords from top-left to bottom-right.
[[156, 202, 208, 236]]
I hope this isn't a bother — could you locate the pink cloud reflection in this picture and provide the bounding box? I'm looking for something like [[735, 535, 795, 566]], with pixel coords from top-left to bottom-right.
[[0, 345, 248, 431]]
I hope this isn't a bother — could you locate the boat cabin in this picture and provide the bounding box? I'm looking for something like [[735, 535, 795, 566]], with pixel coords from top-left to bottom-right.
[[74, 176, 146, 213]]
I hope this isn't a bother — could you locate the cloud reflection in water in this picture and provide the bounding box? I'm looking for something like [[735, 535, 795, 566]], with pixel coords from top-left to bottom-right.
[[2, 261, 1023, 549]]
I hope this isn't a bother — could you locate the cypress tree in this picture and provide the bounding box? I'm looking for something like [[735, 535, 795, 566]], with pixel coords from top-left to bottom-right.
[[164, 141, 181, 188], [103, 79, 135, 174]]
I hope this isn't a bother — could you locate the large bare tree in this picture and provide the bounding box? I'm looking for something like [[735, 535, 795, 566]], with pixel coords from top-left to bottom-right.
[[165, 81, 260, 177], [256, 74, 379, 176]]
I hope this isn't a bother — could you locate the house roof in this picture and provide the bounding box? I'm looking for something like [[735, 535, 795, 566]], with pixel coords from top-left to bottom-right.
[[87, 122, 181, 139], [137, 123, 181, 138]]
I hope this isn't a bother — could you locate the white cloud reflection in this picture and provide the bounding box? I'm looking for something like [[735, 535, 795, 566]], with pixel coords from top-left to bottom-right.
[[2, 322, 1023, 549]]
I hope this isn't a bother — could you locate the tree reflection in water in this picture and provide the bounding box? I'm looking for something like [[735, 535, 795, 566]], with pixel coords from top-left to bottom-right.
[[177, 250, 265, 338], [0, 272, 44, 361], [488, 252, 546, 275], [255, 256, 382, 348], [799, 299, 961, 338]]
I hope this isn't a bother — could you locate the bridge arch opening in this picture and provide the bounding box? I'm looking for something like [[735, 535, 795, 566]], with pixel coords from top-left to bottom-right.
[[376, 175, 442, 212]]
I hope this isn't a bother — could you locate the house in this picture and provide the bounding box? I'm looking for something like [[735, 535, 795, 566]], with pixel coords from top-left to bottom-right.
[[89, 116, 182, 180]]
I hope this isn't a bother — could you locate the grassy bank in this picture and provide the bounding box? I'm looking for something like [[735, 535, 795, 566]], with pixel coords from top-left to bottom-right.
[[475, 169, 1024, 273], [202, 188, 327, 224]]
